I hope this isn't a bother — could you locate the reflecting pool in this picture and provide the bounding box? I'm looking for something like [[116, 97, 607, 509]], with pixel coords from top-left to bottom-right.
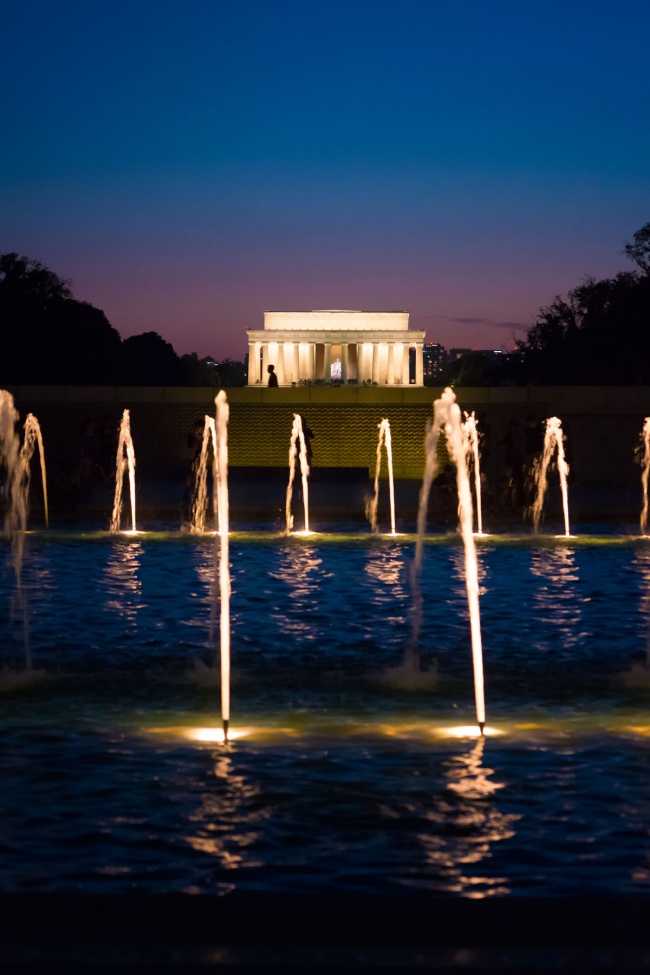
[[2, 528, 650, 897]]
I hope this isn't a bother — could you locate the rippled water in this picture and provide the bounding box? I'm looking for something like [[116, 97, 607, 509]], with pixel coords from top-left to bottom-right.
[[2, 528, 650, 897]]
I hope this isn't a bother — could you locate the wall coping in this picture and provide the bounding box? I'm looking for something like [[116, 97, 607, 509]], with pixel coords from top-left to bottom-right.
[[5, 385, 650, 410]]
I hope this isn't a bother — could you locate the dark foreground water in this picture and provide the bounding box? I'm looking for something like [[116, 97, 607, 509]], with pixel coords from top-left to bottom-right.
[[3, 527, 650, 899]]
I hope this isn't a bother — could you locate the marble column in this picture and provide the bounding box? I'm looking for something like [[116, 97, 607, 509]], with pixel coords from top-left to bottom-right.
[[371, 343, 379, 384], [387, 343, 395, 385], [392, 343, 402, 384], [341, 344, 349, 381], [355, 343, 363, 381], [323, 342, 332, 382], [261, 343, 269, 381], [293, 344, 300, 384], [276, 344, 285, 384], [248, 341, 261, 385], [282, 342, 293, 383], [403, 346, 410, 384], [299, 343, 309, 380]]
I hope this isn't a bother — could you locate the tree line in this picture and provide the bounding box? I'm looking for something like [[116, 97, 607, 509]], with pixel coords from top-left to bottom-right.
[[444, 221, 650, 386], [0, 253, 246, 386], [2, 223, 649, 386]]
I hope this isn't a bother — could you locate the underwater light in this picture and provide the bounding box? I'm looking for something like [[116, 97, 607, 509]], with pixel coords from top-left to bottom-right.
[[441, 725, 504, 739], [184, 726, 251, 743], [293, 529, 315, 537]]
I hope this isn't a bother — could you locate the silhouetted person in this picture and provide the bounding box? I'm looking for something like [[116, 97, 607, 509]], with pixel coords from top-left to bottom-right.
[[267, 364, 278, 387]]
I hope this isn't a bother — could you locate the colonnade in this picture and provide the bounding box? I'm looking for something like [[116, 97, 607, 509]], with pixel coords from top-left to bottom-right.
[[247, 339, 425, 386]]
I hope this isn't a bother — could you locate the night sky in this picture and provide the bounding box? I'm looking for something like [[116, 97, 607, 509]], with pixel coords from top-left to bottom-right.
[[2, 0, 649, 360]]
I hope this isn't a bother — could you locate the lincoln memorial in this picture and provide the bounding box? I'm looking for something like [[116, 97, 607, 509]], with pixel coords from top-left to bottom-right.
[[246, 310, 426, 386]]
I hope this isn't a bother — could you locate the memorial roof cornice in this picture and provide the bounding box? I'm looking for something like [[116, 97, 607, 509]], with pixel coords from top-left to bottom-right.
[[246, 329, 426, 342]]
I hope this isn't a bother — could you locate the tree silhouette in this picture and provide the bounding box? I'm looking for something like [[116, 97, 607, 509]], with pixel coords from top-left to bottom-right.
[[624, 221, 650, 275], [515, 222, 650, 384], [122, 331, 182, 385], [0, 252, 72, 303], [0, 252, 247, 386], [0, 253, 123, 384]]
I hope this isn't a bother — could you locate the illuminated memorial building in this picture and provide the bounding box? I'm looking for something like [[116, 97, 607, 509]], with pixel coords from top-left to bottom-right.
[[246, 310, 426, 386]]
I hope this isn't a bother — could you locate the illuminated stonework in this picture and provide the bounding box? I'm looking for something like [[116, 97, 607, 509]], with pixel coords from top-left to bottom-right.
[[246, 310, 426, 386]]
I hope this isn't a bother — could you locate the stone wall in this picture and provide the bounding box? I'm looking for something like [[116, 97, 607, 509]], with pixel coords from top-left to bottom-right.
[[6, 385, 650, 488]]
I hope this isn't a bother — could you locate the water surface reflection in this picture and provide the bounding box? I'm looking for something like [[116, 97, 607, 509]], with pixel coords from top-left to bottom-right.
[[417, 738, 518, 897], [269, 545, 329, 641], [183, 752, 264, 888], [530, 548, 583, 651], [103, 542, 144, 624]]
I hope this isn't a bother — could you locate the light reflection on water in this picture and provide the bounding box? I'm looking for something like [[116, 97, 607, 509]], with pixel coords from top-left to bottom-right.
[[621, 548, 650, 687], [183, 752, 264, 881], [191, 543, 215, 605], [530, 547, 583, 651], [450, 545, 489, 604], [363, 547, 409, 637], [364, 547, 405, 590], [4, 534, 650, 895], [269, 544, 330, 641], [102, 542, 144, 623], [635, 547, 650, 654], [417, 738, 518, 897]]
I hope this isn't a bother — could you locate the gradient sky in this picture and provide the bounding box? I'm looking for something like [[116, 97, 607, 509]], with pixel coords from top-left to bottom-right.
[[2, 0, 649, 360]]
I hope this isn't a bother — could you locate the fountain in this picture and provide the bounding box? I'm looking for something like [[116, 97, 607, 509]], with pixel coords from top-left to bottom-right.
[[20, 413, 49, 528], [0, 392, 49, 581], [638, 417, 650, 535], [285, 413, 310, 534], [0, 392, 50, 677], [110, 409, 137, 533], [529, 416, 571, 536], [366, 418, 396, 534], [190, 416, 217, 534], [6, 390, 650, 908], [462, 411, 483, 535], [0, 391, 28, 580], [412, 387, 486, 732], [213, 391, 231, 740]]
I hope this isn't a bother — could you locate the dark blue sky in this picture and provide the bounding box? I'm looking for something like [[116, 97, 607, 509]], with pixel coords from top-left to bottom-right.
[[2, 0, 649, 359]]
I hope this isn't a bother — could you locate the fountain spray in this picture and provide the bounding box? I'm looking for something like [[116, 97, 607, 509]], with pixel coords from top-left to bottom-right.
[[110, 409, 137, 533], [285, 414, 310, 534], [190, 416, 217, 534], [462, 412, 482, 535], [530, 417, 570, 537], [21, 414, 48, 528], [214, 391, 231, 741], [0, 390, 28, 586], [366, 418, 396, 534], [638, 418, 650, 535], [0, 392, 45, 672], [413, 388, 486, 732]]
